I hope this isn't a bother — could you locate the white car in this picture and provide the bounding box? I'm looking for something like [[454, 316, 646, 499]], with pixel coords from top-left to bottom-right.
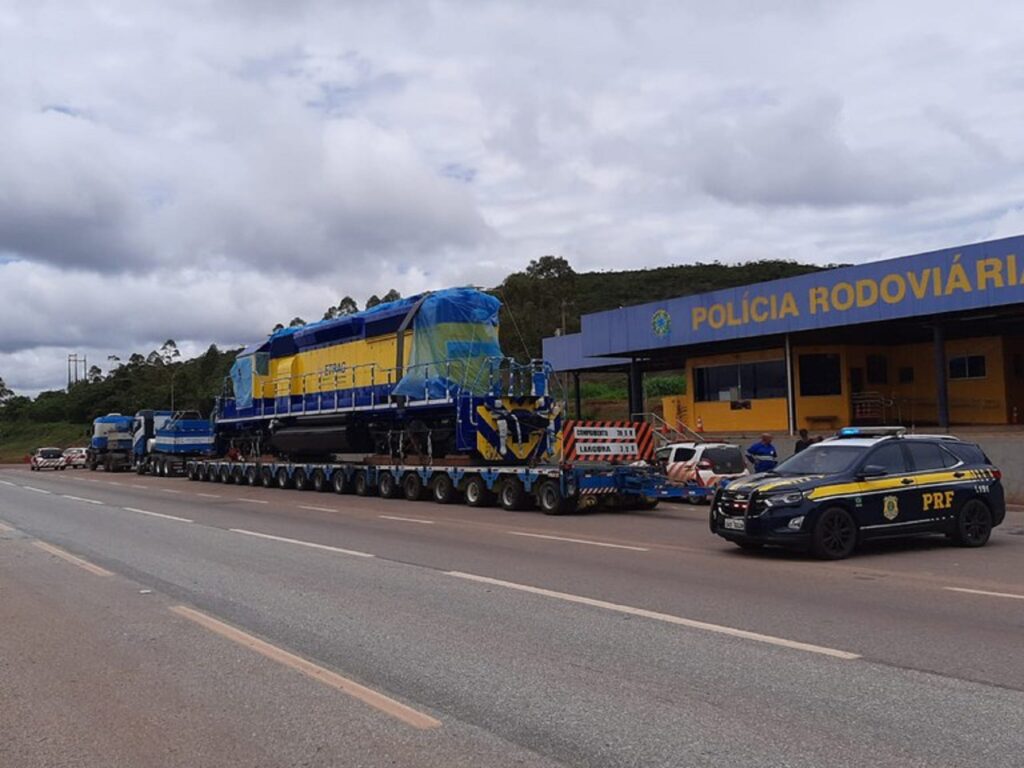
[[31, 447, 66, 471], [62, 447, 88, 469], [655, 441, 749, 499]]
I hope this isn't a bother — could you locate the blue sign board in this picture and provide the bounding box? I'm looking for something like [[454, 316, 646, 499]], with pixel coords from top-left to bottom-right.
[[578, 235, 1024, 359]]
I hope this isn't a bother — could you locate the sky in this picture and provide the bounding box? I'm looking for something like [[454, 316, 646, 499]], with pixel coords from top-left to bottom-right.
[[3, 0, 1024, 394]]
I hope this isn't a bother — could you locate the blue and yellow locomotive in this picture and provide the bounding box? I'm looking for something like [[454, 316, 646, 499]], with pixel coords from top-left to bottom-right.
[[217, 288, 560, 463]]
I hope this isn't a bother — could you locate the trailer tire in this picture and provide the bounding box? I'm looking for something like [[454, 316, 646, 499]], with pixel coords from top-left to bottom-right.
[[332, 471, 350, 494], [231, 465, 244, 484], [293, 469, 309, 491], [538, 481, 575, 515], [353, 471, 371, 496], [311, 469, 327, 493], [402, 472, 427, 501], [431, 474, 458, 504], [206, 464, 220, 482], [499, 478, 528, 511], [220, 465, 232, 484], [137, 460, 147, 476], [378, 471, 400, 499], [260, 466, 275, 488], [464, 475, 494, 508], [276, 467, 291, 489]]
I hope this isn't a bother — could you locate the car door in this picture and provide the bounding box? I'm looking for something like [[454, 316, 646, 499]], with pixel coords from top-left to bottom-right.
[[855, 441, 914, 533], [904, 441, 963, 530]]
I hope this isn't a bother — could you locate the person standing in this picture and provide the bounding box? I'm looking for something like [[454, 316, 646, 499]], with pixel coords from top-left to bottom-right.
[[746, 433, 778, 473], [794, 428, 813, 454]]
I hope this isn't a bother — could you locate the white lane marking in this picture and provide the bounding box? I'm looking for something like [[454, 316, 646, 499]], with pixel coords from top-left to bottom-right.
[[298, 505, 338, 513], [87, 479, 102, 483], [196, 493, 220, 498], [23, 486, 53, 495], [0, 479, 16, 486], [944, 586, 1024, 601], [0, 520, 14, 532], [107, 481, 123, 486], [61, 494, 104, 505], [447, 571, 861, 661], [507, 531, 648, 552], [123, 507, 193, 523], [169, 605, 440, 730], [33, 541, 113, 577], [131, 484, 148, 489], [379, 515, 435, 525], [230, 528, 374, 558], [161, 488, 182, 494], [238, 498, 269, 505]]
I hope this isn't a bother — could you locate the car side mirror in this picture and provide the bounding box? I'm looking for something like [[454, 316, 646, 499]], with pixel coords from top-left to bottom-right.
[[697, 459, 713, 470], [858, 464, 887, 479]]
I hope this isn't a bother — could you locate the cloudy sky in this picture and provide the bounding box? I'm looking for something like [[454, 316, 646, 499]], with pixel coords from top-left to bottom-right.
[[3, 0, 1024, 393]]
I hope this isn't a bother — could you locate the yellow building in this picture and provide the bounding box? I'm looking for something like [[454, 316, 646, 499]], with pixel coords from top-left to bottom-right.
[[545, 235, 1024, 432]]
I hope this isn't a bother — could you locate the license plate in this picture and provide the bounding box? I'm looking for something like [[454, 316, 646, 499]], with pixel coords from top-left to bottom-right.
[[723, 518, 745, 531]]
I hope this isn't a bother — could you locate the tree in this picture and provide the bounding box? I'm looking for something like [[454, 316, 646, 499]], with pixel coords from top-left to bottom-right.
[[322, 296, 359, 320], [128, 353, 146, 367], [288, 317, 306, 327], [0, 376, 13, 402], [365, 295, 382, 309], [87, 366, 103, 383], [496, 255, 578, 360], [158, 339, 181, 366], [381, 289, 401, 303], [271, 323, 284, 334]]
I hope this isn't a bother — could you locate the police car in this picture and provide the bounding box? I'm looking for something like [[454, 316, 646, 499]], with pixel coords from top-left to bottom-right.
[[709, 427, 1005, 559]]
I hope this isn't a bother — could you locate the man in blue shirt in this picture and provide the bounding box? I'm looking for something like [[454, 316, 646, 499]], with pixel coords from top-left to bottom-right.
[[746, 433, 778, 473]]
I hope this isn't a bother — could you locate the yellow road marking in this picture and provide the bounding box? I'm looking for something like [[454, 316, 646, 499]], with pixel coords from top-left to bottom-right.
[[447, 571, 860, 660], [169, 605, 440, 730], [508, 531, 649, 552], [944, 586, 1024, 601], [33, 541, 113, 577]]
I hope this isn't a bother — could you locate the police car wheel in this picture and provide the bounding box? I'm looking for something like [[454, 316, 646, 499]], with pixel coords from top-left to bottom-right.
[[811, 507, 857, 560], [951, 499, 992, 548]]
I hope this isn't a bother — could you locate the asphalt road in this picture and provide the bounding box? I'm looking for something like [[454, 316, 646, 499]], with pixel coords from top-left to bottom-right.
[[1, 466, 1022, 767]]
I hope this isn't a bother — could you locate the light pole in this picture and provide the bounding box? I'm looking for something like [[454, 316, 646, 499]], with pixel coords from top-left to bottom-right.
[[169, 367, 179, 412]]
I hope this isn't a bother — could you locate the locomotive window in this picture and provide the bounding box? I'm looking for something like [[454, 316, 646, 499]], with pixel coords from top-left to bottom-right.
[[254, 353, 269, 376]]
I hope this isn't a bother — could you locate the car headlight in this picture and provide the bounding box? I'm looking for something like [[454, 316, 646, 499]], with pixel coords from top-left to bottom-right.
[[762, 490, 804, 508]]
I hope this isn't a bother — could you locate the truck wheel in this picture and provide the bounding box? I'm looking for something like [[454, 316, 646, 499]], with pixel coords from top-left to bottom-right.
[[231, 465, 244, 484], [499, 478, 528, 511], [88, 461, 97, 471], [220, 465, 232, 484], [136, 461, 147, 475], [293, 469, 309, 491], [353, 471, 371, 496], [312, 469, 327, 492], [810, 507, 858, 560], [245, 467, 258, 486], [464, 475, 493, 507], [276, 468, 291, 489], [378, 472, 400, 499], [950, 499, 993, 547], [431, 474, 458, 504], [402, 472, 427, 501], [261, 467, 275, 487], [205, 464, 219, 482], [332, 471, 350, 494], [538, 481, 575, 515]]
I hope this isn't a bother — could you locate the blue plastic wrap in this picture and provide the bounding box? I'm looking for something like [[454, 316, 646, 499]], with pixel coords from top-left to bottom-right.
[[229, 356, 254, 409]]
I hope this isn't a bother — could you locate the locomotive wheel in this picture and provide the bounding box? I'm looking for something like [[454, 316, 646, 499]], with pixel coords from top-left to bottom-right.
[[378, 472, 400, 499], [499, 478, 528, 511], [431, 474, 458, 504], [402, 472, 427, 501], [464, 475, 494, 508]]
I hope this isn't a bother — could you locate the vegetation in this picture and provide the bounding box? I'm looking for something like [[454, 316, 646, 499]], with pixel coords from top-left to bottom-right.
[[1, 256, 823, 452]]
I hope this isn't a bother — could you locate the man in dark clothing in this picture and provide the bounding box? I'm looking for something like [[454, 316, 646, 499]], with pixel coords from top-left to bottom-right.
[[794, 429, 813, 454]]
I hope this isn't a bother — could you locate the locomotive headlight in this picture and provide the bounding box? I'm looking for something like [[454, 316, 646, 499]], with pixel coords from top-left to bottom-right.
[[762, 490, 804, 508]]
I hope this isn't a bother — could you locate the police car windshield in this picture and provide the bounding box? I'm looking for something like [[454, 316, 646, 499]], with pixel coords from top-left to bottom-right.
[[774, 443, 866, 475]]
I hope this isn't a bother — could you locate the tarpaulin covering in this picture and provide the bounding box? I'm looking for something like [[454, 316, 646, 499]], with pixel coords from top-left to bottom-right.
[[230, 355, 254, 409], [393, 288, 503, 399]]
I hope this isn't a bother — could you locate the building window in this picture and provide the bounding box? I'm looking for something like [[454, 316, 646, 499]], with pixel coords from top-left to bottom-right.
[[866, 354, 888, 385], [693, 360, 787, 402], [898, 366, 914, 384], [949, 355, 986, 380], [798, 354, 841, 396]]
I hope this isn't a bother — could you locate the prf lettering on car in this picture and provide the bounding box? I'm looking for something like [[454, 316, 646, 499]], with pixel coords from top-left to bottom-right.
[[922, 490, 956, 511]]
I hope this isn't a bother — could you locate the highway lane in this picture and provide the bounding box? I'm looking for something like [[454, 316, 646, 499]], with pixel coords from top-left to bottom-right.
[[2, 468, 1023, 766]]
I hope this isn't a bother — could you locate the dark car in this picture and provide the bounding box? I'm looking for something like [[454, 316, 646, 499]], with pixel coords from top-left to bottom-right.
[[709, 427, 1005, 559]]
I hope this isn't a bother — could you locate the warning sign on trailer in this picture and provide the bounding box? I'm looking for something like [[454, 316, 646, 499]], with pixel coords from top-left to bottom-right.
[[562, 420, 654, 463]]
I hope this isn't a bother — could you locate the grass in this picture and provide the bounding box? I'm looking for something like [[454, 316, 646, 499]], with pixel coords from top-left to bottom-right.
[[0, 421, 89, 463]]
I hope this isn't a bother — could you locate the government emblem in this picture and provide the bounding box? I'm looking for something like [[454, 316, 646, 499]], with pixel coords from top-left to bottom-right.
[[652, 309, 671, 337], [883, 495, 899, 521]]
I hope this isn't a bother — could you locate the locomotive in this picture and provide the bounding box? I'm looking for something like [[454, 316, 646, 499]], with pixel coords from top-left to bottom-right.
[[216, 288, 560, 463]]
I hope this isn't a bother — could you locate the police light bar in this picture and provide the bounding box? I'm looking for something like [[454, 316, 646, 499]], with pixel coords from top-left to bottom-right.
[[837, 426, 907, 438]]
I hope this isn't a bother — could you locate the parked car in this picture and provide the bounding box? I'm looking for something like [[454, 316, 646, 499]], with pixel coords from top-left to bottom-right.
[[31, 447, 67, 471], [655, 441, 749, 500], [62, 447, 88, 469]]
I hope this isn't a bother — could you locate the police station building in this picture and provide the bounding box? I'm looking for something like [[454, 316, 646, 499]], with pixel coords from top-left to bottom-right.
[[544, 235, 1024, 433]]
